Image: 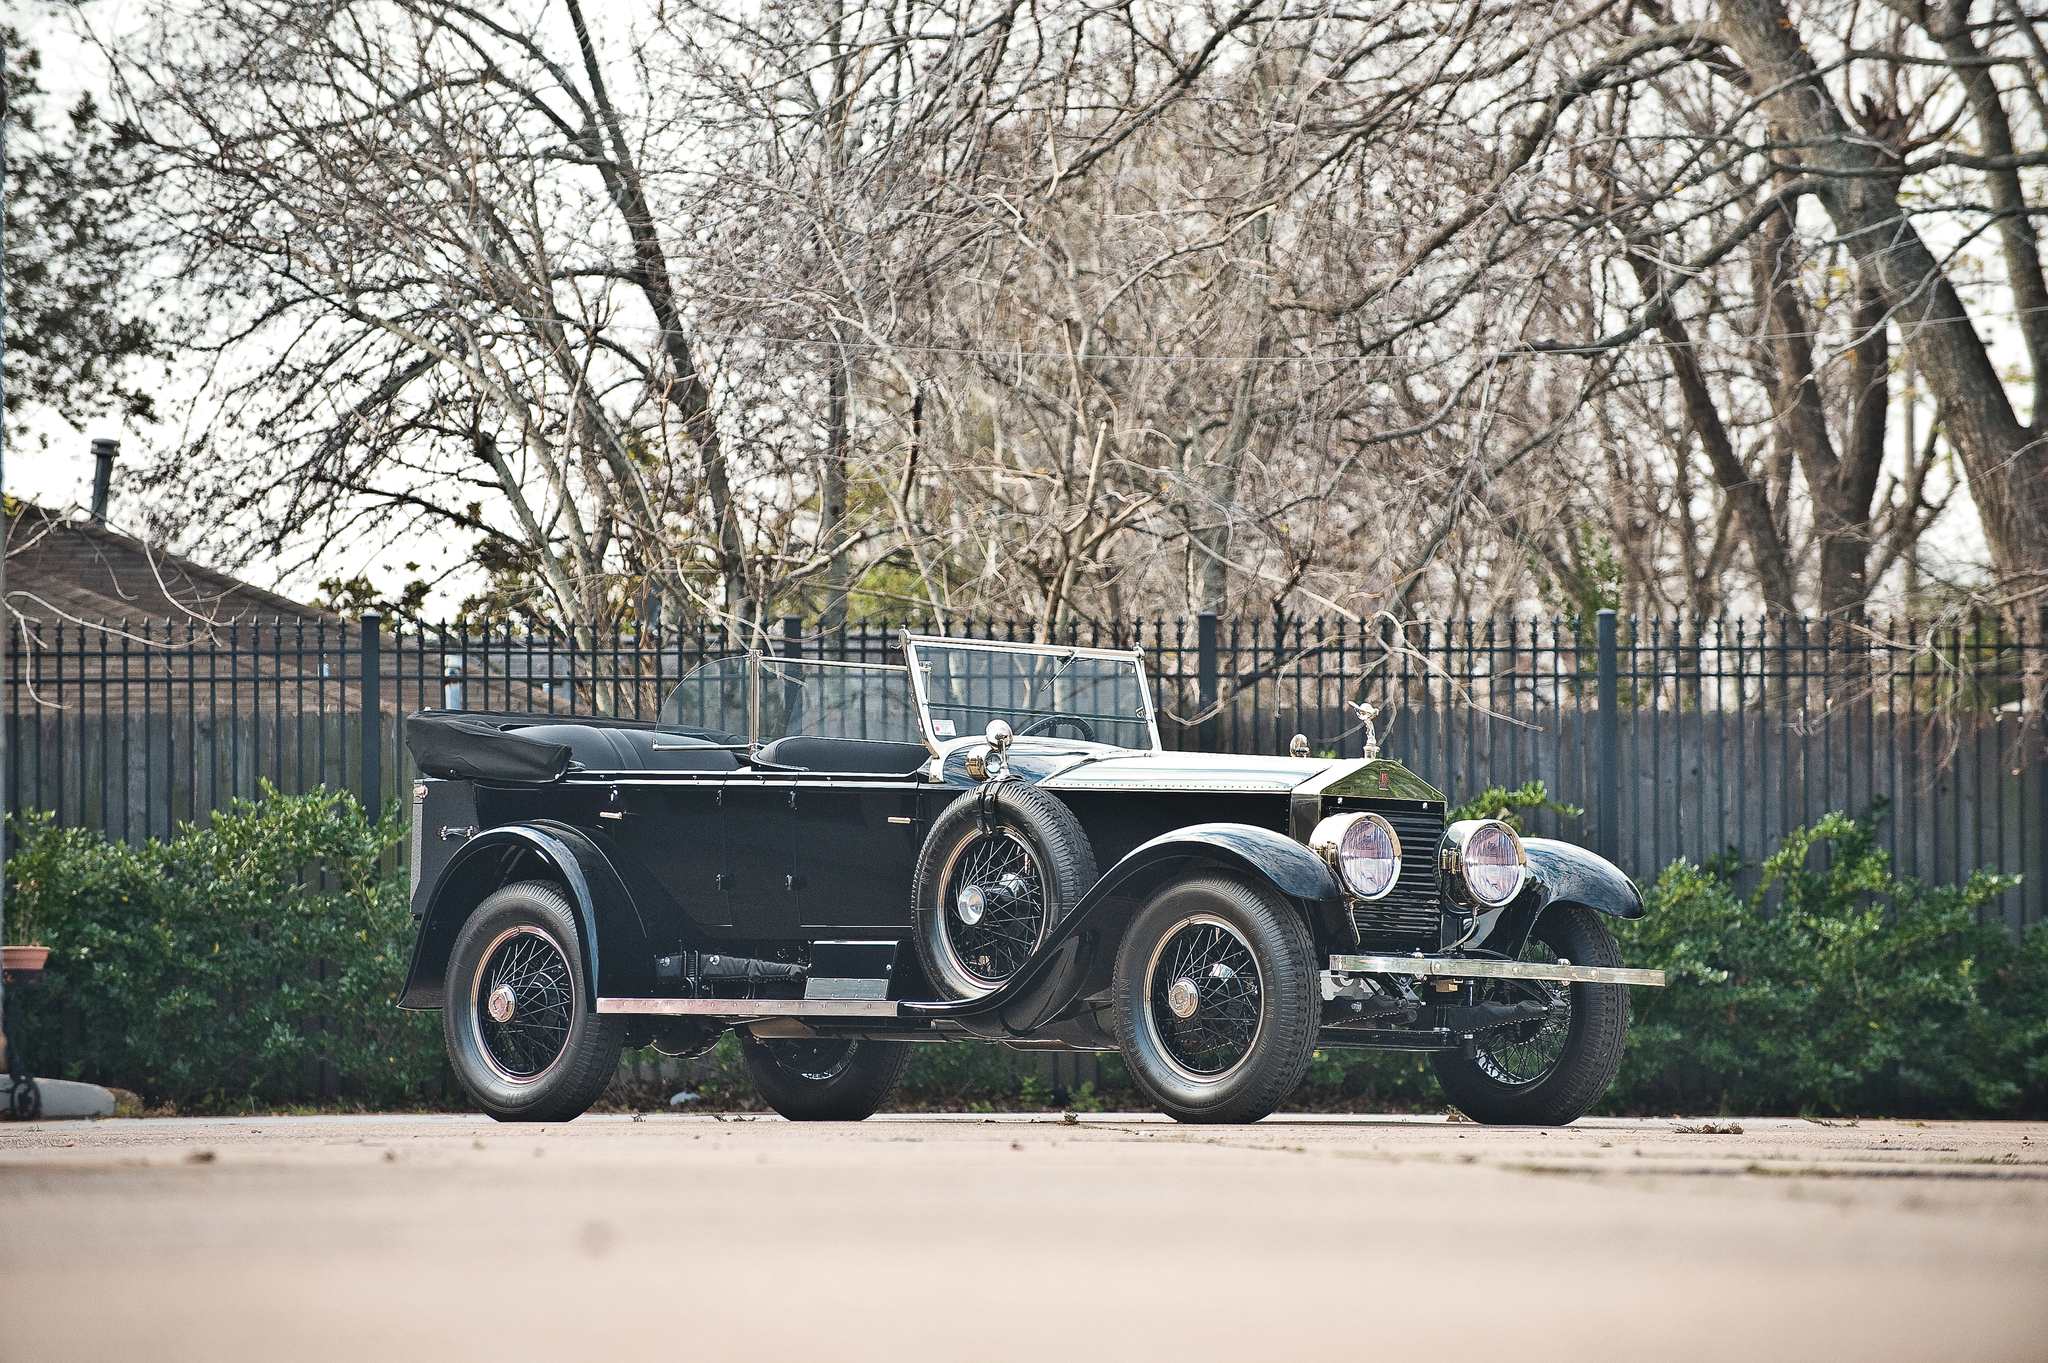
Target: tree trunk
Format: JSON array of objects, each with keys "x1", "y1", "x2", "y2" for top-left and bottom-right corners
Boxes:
[
  {"x1": 821, "y1": 353, "x2": 851, "y2": 630},
  {"x1": 1752, "y1": 207, "x2": 1883, "y2": 623},
  {"x1": 1715, "y1": 0, "x2": 2048, "y2": 604},
  {"x1": 1625, "y1": 242, "x2": 1796, "y2": 613}
]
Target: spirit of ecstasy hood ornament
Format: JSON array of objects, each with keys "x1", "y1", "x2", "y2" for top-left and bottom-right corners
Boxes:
[{"x1": 1347, "y1": 698, "x2": 1382, "y2": 762}]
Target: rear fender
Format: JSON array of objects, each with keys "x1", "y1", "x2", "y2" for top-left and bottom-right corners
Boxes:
[
  {"x1": 915, "y1": 822, "x2": 1342, "y2": 1038},
  {"x1": 398, "y1": 821, "x2": 648, "y2": 1010},
  {"x1": 1475, "y1": 837, "x2": 1645, "y2": 958}
]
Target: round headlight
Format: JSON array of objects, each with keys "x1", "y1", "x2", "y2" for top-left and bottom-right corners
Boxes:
[
  {"x1": 1309, "y1": 812, "x2": 1402, "y2": 900},
  {"x1": 1442, "y1": 819, "x2": 1526, "y2": 907}
]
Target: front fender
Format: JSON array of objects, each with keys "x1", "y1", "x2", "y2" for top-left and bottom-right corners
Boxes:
[
  {"x1": 397, "y1": 820, "x2": 648, "y2": 1010},
  {"x1": 904, "y1": 822, "x2": 1342, "y2": 1036},
  {"x1": 1474, "y1": 837, "x2": 1644, "y2": 957}
]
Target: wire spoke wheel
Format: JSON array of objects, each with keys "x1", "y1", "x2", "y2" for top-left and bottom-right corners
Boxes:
[
  {"x1": 1429, "y1": 903, "x2": 1631, "y2": 1126},
  {"x1": 1471, "y1": 972, "x2": 1571, "y2": 1085},
  {"x1": 737, "y1": 1033, "x2": 913, "y2": 1121},
  {"x1": 762, "y1": 1039, "x2": 857, "y2": 1082},
  {"x1": 472, "y1": 925, "x2": 576, "y2": 1083},
  {"x1": 1143, "y1": 915, "x2": 1264, "y2": 1082},
  {"x1": 941, "y1": 828, "x2": 1049, "y2": 985}
]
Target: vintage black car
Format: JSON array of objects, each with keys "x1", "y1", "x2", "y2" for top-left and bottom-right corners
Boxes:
[{"x1": 401, "y1": 633, "x2": 1663, "y2": 1125}]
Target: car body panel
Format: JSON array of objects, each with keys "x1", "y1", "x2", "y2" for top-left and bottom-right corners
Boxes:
[
  {"x1": 400, "y1": 820, "x2": 645, "y2": 1009},
  {"x1": 1469, "y1": 836, "x2": 1649, "y2": 958}
]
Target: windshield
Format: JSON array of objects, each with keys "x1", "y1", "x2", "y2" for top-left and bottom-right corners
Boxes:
[
  {"x1": 903, "y1": 637, "x2": 1157, "y2": 751},
  {"x1": 658, "y1": 655, "x2": 919, "y2": 747}
]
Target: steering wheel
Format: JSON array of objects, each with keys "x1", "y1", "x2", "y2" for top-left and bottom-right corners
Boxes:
[{"x1": 1017, "y1": 713, "x2": 1097, "y2": 742}]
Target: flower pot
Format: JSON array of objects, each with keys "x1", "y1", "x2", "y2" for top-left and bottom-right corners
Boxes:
[{"x1": 2, "y1": 945, "x2": 50, "y2": 988}]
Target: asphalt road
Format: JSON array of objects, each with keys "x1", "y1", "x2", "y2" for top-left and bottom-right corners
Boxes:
[{"x1": 4, "y1": 1112, "x2": 2044, "y2": 1361}]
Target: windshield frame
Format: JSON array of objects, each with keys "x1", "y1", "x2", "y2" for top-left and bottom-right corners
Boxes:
[
  {"x1": 898, "y1": 631, "x2": 1162, "y2": 753},
  {"x1": 655, "y1": 652, "x2": 925, "y2": 753}
]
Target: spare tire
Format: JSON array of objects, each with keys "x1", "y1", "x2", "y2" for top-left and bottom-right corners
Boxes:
[{"x1": 911, "y1": 782, "x2": 1098, "y2": 999}]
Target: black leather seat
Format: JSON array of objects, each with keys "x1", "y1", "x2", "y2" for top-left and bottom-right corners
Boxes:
[
  {"x1": 511, "y1": 723, "x2": 738, "y2": 772},
  {"x1": 753, "y1": 735, "x2": 931, "y2": 774}
]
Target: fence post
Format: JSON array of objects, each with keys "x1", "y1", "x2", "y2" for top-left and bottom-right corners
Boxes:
[
  {"x1": 1198, "y1": 612, "x2": 1218, "y2": 753},
  {"x1": 361, "y1": 612, "x2": 381, "y2": 814},
  {"x1": 1596, "y1": 608, "x2": 1618, "y2": 864}
]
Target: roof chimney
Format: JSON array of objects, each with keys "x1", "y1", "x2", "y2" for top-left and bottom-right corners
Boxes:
[{"x1": 90, "y1": 438, "x2": 118, "y2": 524}]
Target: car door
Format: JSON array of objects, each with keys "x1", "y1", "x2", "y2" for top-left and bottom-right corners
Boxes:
[
  {"x1": 607, "y1": 780, "x2": 731, "y2": 929},
  {"x1": 717, "y1": 777, "x2": 803, "y2": 940},
  {"x1": 792, "y1": 777, "x2": 923, "y2": 933}
]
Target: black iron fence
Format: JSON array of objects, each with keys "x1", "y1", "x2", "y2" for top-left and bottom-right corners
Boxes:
[{"x1": 8, "y1": 610, "x2": 2044, "y2": 934}]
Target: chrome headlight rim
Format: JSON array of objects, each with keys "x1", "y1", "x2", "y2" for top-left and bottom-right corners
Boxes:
[
  {"x1": 1308, "y1": 811, "x2": 1403, "y2": 902},
  {"x1": 1438, "y1": 818, "x2": 1529, "y2": 909}
]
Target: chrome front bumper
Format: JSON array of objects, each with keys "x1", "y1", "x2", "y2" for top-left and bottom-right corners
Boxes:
[{"x1": 1328, "y1": 954, "x2": 1666, "y2": 987}]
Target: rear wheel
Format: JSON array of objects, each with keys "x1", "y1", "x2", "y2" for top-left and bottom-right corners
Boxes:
[
  {"x1": 737, "y1": 1034, "x2": 913, "y2": 1121},
  {"x1": 443, "y1": 880, "x2": 625, "y2": 1123},
  {"x1": 1430, "y1": 903, "x2": 1630, "y2": 1126},
  {"x1": 1110, "y1": 875, "x2": 1318, "y2": 1124}
]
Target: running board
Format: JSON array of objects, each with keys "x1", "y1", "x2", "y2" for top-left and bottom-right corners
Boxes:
[
  {"x1": 1328, "y1": 955, "x2": 1666, "y2": 987},
  {"x1": 596, "y1": 997, "x2": 902, "y2": 1019}
]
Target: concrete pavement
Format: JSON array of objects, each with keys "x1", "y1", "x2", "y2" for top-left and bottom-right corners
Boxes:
[{"x1": 3, "y1": 1112, "x2": 2043, "y2": 1360}]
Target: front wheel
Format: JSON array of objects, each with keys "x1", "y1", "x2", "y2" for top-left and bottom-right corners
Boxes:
[
  {"x1": 1110, "y1": 875, "x2": 1319, "y2": 1124},
  {"x1": 1429, "y1": 903, "x2": 1631, "y2": 1126},
  {"x1": 738, "y1": 1034, "x2": 913, "y2": 1121},
  {"x1": 443, "y1": 880, "x2": 625, "y2": 1123}
]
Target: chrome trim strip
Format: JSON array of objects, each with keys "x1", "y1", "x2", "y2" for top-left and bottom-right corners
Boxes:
[
  {"x1": 1327, "y1": 954, "x2": 1667, "y2": 987},
  {"x1": 1045, "y1": 777, "x2": 1302, "y2": 792},
  {"x1": 596, "y1": 997, "x2": 903, "y2": 1018},
  {"x1": 899, "y1": 632, "x2": 1145, "y2": 663}
]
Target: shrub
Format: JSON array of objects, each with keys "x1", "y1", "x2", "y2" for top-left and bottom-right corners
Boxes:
[
  {"x1": 1447, "y1": 779, "x2": 1582, "y2": 830},
  {"x1": 3, "y1": 787, "x2": 444, "y2": 1109},
  {"x1": 1610, "y1": 803, "x2": 2045, "y2": 1117}
]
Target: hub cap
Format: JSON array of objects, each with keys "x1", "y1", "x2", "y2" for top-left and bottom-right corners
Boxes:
[
  {"x1": 487, "y1": 983, "x2": 517, "y2": 1023},
  {"x1": 955, "y1": 884, "x2": 987, "y2": 926}
]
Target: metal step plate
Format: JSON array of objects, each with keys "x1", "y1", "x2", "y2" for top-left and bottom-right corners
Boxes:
[{"x1": 597, "y1": 997, "x2": 903, "y2": 1018}]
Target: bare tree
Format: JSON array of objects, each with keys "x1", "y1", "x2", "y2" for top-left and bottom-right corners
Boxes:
[{"x1": 114, "y1": 0, "x2": 2043, "y2": 644}]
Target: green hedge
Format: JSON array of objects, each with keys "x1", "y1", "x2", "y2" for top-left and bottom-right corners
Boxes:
[
  {"x1": 3, "y1": 788, "x2": 441, "y2": 1108},
  {"x1": 1610, "y1": 804, "x2": 2046, "y2": 1117},
  {"x1": 6, "y1": 792, "x2": 2043, "y2": 1116}
]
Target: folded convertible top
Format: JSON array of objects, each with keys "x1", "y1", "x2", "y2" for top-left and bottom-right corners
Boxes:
[{"x1": 405, "y1": 713, "x2": 573, "y2": 783}]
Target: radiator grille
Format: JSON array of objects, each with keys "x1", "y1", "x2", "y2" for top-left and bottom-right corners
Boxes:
[{"x1": 1348, "y1": 808, "x2": 1445, "y2": 951}]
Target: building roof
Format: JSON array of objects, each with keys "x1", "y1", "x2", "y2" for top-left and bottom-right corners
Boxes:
[{"x1": 4, "y1": 501, "x2": 327, "y2": 629}]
